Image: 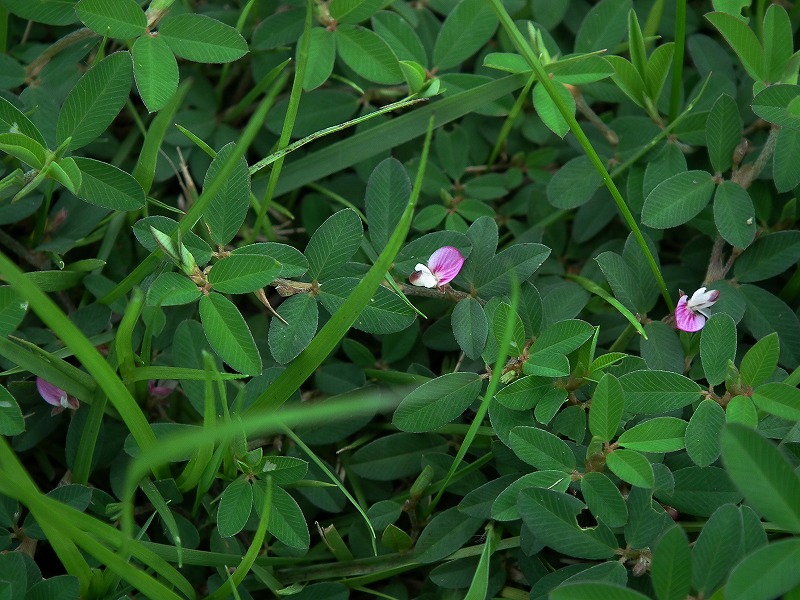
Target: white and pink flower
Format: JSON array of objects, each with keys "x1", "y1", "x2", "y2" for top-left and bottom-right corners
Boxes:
[
  {"x1": 36, "y1": 377, "x2": 79, "y2": 414},
  {"x1": 409, "y1": 246, "x2": 465, "y2": 289},
  {"x1": 675, "y1": 287, "x2": 720, "y2": 332}
]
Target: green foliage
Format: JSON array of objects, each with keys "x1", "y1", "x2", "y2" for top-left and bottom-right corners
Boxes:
[{"x1": 0, "y1": 0, "x2": 798, "y2": 597}]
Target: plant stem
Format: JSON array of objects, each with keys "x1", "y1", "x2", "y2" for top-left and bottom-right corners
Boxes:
[{"x1": 668, "y1": 0, "x2": 687, "y2": 122}]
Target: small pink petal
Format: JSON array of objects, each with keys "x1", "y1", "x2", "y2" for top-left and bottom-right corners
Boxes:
[
  {"x1": 148, "y1": 380, "x2": 174, "y2": 399},
  {"x1": 36, "y1": 378, "x2": 68, "y2": 408},
  {"x1": 427, "y1": 246, "x2": 465, "y2": 286},
  {"x1": 675, "y1": 295, "x2": 706, "y2": 332}
]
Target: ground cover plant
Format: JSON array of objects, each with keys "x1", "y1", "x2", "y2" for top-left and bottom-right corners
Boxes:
[{"x1": 0, "y1": 0, "x2": 799, "y2": 598}]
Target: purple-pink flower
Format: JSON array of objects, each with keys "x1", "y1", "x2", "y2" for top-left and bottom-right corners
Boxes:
[
  {"x1": 36, "y1": 377, "x2": 79, "y2": 414},
  {"x1": 675, "y1": 287, "x2": 720, "y2": 332},
  {"x1": 409, "y1": 246, "x2": 465, "y2": 289}
]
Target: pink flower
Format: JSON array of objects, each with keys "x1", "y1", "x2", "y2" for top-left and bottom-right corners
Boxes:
[
  {"x1": 675, "y1": 287, "x2": 720, "y2": 332},
  {"x1": 149, "y1": 380, "x2": 176, "y2": 399},
  {"x1": 409, "y1": 246, "x2": 465, "y2": 289},
  {"x1": 36, "y1": 377, "x2": 79, "y2": 414}
]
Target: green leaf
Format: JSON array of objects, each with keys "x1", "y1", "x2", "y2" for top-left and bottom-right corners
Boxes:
[
  {"x1": 0, "y1": 132, "x2": 46, "y2": 169},
  {"x1": 0, "y1": 385, "x2": 24, "y2": 436},
  {"x1": 706, "y1": 94, "x2": 742, "y2": 174},
  {"x1": 49, "y1": 157, "x2": 82, "y2": 194},
  {"x1": 393, "y1": 372, "x2": 482, "y2": 433},
  {"x1": 199, "y1": 293, "x2": 261, "y2": 375},
  {"x1": 495, "y1": 375, "x2": 563, "y2": 411},
  {"x1": 596, "y1": 251, "x2": 649, "y2": 314},
  {"x1": 726, "y1": 395, "x2": 758, "y2": 428},
  {"x1": 773, "y1": 127, "x2": 800, "y2": 192},
  {"x1": 76, "y1": 0, "x2": 146, "y2": 39},
  {"x1": 713, "y1": 181, "x2": 756, "y2": 249},
  {"x1": 740, "y1": 332, "x2": 779, "y2": 386},
  {"x1": 0, "y1": 287, "x2": 26, "y2": 336},
  {"x1": 606, "y1": 55, "x2": 647, "y2": 107},
  {"x1": 644, "y1": 43, "x2": 674, "y2": 102},
  {"x1": 547, "y1": 156, "x2": 603, "y2": 209},
  {"x1": 452, "y1": 298, "x2": 488, "y2": 360},
  {"x1": 263, "y1": 485, "x2": 310, "y2": 550},
  {"x1": 381, "y1": 524, "x2": 412, "y2": 553},
  {"x1": 640, "y1": 321, "x2": 683, "y2": 374},
  {"x1": 651, "y1": 526, "x2": 692, "y2": 600},
  {"x1": 232, "y1": 243, "x2": 308, "y2": 278},
  {"x1": 581, "y1": 472, "x2": 627, "y2": 528},
  {"x1": 751, "y1": 84, "x2": 800, "y2": 129},
  {"x1": 366, "y1": 158, "x2": 411, "y2": 253},
  {"x1": 350, "y1": 432, "x2": 448, "y2": 481},
  {"x1": 685, "y1": 399, "x2": 726, "y2": 467},
  {"x1": 27, "y1": 576, "x2": 79, "y2": 600},
  {"x1": 531, "y1": 319, "x2": 595, "y2": 356},
  {"x1": 433, "y1": 0, "x2": 498, "y2": 70},
  {"x1": 574, "y1": 0, "x2": 632, "y2": 53},
  {"x1": 301, "y1": 28, "x2": 336, "y2": 91},
  {"x1": 73, "y1": 157, "x2": 146, "y2": 211},
  {"x1": 725, "y1": 539, "x2": 800, "y2": 600},
  {"x1": 705, "y1": 12, "x2": 764, "y2": 81},
  {"x1": 415, "y1": 507, "x2": 484, "y2": 563},
  {"x1": 371, "y1": 11, "x2": 427, "y2": 66},
  {"x1": 523, "y1": 351, "x2": 570, "y2": 377},
  {"x1": 734, "y1": 231, "x2": 800, "y2": 282},
  {"x1": 752, "y1": 382, "x2": 800, "y2": 421},
  {"x1": 158, "y1": 14, "x2": 248, "y2": 63},
  {"x1": 589, "y1": 373, "x2": 624, "y2": 442},
  {"x1": 56, "y1": 51, "x2": 133, "y2": 151},
  {"x1": 306, "y1": 209, "x2": 363, "y2": 281},
  {"x1": 203, "y1": 142, "x2": 251, "y2": 246},
  {"x1": 721, "y1": 424, "x2": 800, "y2": 533},
  {"x1": 606, "y1": 449, "x2": 654, "y2": 488},
  {"x1": 740, "y1": 284, "x2": 800, "y2": 368},
  {"x1": 532, "y1": 80, "x2": 575, "y2": 138},
  {"x1": 691, "y1": 503, "x2": 743, "y2": 595},
  {"x1": 335, "y1": 24, "x2": 402, "y2": 84},
  {"x1": 217, "y1": 477, "x2": 253, "y2": 538},
  {"x1": 133, "y1": 216, "x2": 212, "y2": 265},
  {"x1": 132, "y1": 35, "x2": 179, "y2": 113},
  {"x1": 329, "y1": 0, "x2": 384, "y2": 24},
  {"x1": 0, "y1": 0, "x2": 79, "y2": 26},
  {"x1": 491, "y1": 471, "x2": 570, "y2": 521},
  {"x1": 762, "y1": 5, "x2": 793, "y2": 83},
  {"x1": 509, "y1": 426, "x2": 576, "y2": 472},
  {"x1": 208, "y1": 254, "x2": 281, "y2": 294},
  {"x1": 618, "y1": 417, "x2": 687, "y2": 453},
  {"x1": 518, "y1": 488, "x2": 619, "y2": 559},
  {"x1": 318, "y1": 277, "x2": 415, "y2": 334},
  {"x1": 493, "y1": 302, "x2": 526, "y2": 356},
  {"x1": 268, "y1": 294, "x2": 319, "y2": 365},
  {"x1": 474, "y1": 243, "x2": 550, "y2": 297},
  {"x1": 656, "y1": 466, "x2": 742, "y2": 517},
  {"x1": 619, "y1": 370, "x2": 702, "y2": 414},
  {"x1": 145, "y1": 272, "x2": 201, "y2": 307},
  {"x1": 642, "y1": 170, "x2": 715, "y2": 228},
  {"x1": 701, "y1": 313, "x2": 737, "y2": 385},
  {"x1": 0, "y1": 96, "x2": 46, "y2": 146}
]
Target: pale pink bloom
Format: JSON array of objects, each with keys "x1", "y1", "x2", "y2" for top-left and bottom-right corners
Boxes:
[
  {"x1": 675, "y1": 287, "x2": 720, "y2": 332},
  {"x1": 149, "y1": 380, "x2": 176, "y2": 399},
  {"x1": 36, "y1": 377, "x2": 79, "y2": 414},
  {"x1": 409, "y1": 246, "x2": 465, "y2": 289}
]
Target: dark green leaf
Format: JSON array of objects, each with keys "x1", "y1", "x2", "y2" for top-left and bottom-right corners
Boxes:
[
  {"x1": 433, "y1": 0, "x2": 498, "y2": 70},
  {"x1": 318, "y1": 277, "x2": 415, "y2": 334},
  {"x1": 393, "y1": 372, "x2": 482, "y2": 433},
  {"x1": 132, "y1": 35, "x2": 179, "y2": 113},
  {"x1": 651, "y1": 526, "x2": 692, "y2": 600},
  {"x1": 208, "y1": 254, "x2": 281, "y2": 294},
  {"x1": 752, "y1": 382, "x2": 800, "y2": 421},
  {"x1": 415, "y1": 507, "x2": 484, "y2": 563},
  {"x1": 574, "y1": 0, "x2": 632, "y2": 53},
  {"x1": 335, "y1": 24, "x2": 402, "y2": 84},
  {"x1": 701, "y1": 313, "x2": 737, "y2": 385},
  {"x1": 739, "y1": 332, "x2": 779, "y2": 386},
  {"x1": 641, "y1": 170, "x2": 715, "y2": 228},
  {"x1": 685, "y1": 399, "x2": 726, "y2": 467},
  {"x1": 452, "y1": 297, "x2": 488, "y2": 360},
  {"x1": 72, "y1": 157, "x2": 146, "y2": 211},
  {"x1": 366, "y1": 158, "x2": 410, "y2": 252},
  {"x1": 706, "y1": 94, "x2": 742, "y2": 174},
  {"x1": 589, "y1": 373, "x2": 624, "y2": 442},
  {"x1": 306, "y1": 209, "x2": 363, "y2": 281},
  {"x1": 268, "y1": 294, "x2": 319, "y2": 365},
  {"x1": 619, "y1": 370, "x2": 702, "y2": 414},
  {"x1": 76, "y1": 0, "x2": 146, "y2": 39},
  {"x1": 203, "y1": 142, "x2": 251, "y2": 246},
  {"x1": 199, "y1": 293, "x2": 262, "y2": 375},
  {"x1": 606, "y1": 449, "x2": 654, "y2": 488},
  {"x1": 618, "y1": 417, "x2": 687, "y2": 453},
  {"x1": 581, "y1": 472, "x2": 627, "y2": 527},
  {"x1": 159, "y1": 14, "x2": 248, "y2": 63},
  {"x1": 713, "y1": 181, "x2": 755, "y2": 248},
  {"x1": 691, "y1": 503, "x2": 743, "y2": 595},
  {"x1": 725, "y1": 539, "x2": 800, "y2": 600},
  {"x1": 734, "y1": 231, "x2": 800, "y2": 282},
  {"x1": 509, "y1": 426, "x2": 576, "y2": 472},
  {"x1": 217, "y1": 477, "x2": 252, "y2": 538},
  {"x1": 350, "y1": 433, "x2": 448, "y2": 481}
]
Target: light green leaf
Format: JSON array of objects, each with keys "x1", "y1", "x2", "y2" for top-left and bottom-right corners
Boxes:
[
  {"x1": 393, "y1": 372, "x2": 482, "y2": 433},
  {"x1": 76, "y1": 0, "x2": 146, "y2": 39},
  {"x1": 217, "y1": 477, "x2": 252, "y2": 538},
  {"x1": 606, "y1": 449, "x2": 654, "y2": 488},
  {"x1": 523, "y1": 351, "x2": 570, "y2": 377},
  {"x1": 329, "y1": 0, "x2": 384, "y2": 24},
  {"x1": 146, "y1": 272, "x2": 201, "y2": 307},
  {"x1": 701, "y1": 313, "x2": 737, "y2": 385},
  {"x1": 208, "y1": 254, "x2": 281, "y2": 294},
  {"x1": 532, "y1": 80, "x2": 575, "y2": 138},
  {"x1": 642, "y1": 170, "x2": 715, "y2": 228},
  {"x1": 589, "y1": 373, "x2": 623, "y2": 442},
  {"x1": 306, "y1": 209, "x2": 363, "y2": 281},
  {"x1": 531, "y1": 319, "x2": 595, "y2": 356},
  {"x1": 301, "y1": 28, "x2": 336, "y2": 91},
  {"x1": 752, "y1": 383, "x2": 800, "y2": 421},
  {"x1": 262, "y1": 485, "x2": 310, "y2": 550},
  {"x1": 158, "y1": 14, "x2": 248, "y2": 63},
  {"x1": 509, "y1": 426, "x2": 576, "y2": 472},
  {"x1": 452, "y1": 297, "x2": 488, "y2": 360},
  {"x1": 618, "y1": 417, "x2": 688, "y2": 453},
  {"x1": 705, "y1": 12, "x2": 764, "y2": 81},
  {"x1": 199, "y1": 293, "x2": 261, "y2": 375},
  {"x1": 685, "y1": 399, "x2": 726, "y2": 467},
  {"x1": 751, "y1": 84, "x2": 800, "y2": 129},
  {"x1": 0, "y1": 287, "x2": 27, "y2": 336},
  {"x1": 619, "y1": 370, "x2": 702, "y2": 414},
  {"x1": 268, "y1": 294, "x2": 319, "y2": 365},
  {"x1": 651, "y1": 526, "x2": 692, "y2": 600},
  {"x1": 493, "y1": 302, "x2": 526, "y2": 356},
  {"x1": 56, "y1": 51, "x2": 133, "y2": 151},
  {"x1": 0, "y1": 132, "x2": 46, "y2": 169},
  {"x1": 0, "y1": 385, "x2": 24, "y2": 436},
  {"x1": 318, "y1": 277, "x2": 415, "y2": 335},
  {"x1": 73, "y1": 157, "x2": 146, "y2": 211},
  {"x1": 433, "y1": 0, "x2": 498, "y2": 70},
  {"x1": 713, "y1": 181, "x2": 755, "y2": 249},
  {"x1": 581, "y1": 472, "x2": 627, "y2": 528},
  {"x1": 721, "y1": 424, "x2": 800, "y2": 533},
  {"x1": 231, "y1": 242, "x2": 308, "y2": 278},
  {"x1": 0, "y1": 96, "x2": 46, "y2": 145},
  {"x1": 335, "y1": 24, "x2": 403, "y2": 84},
  {"x1": 203, "y1": 142, "x2": 251, "y2": 246},
  {"x1": 725, "y1": 539, "x2": 800, "y2": 600},
  {"x1": 739, "y1": 332, "x2": 779, "y2": 386},
  {"x1": 132, "y1": 35, "x2": 178, "y2": 113}
]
